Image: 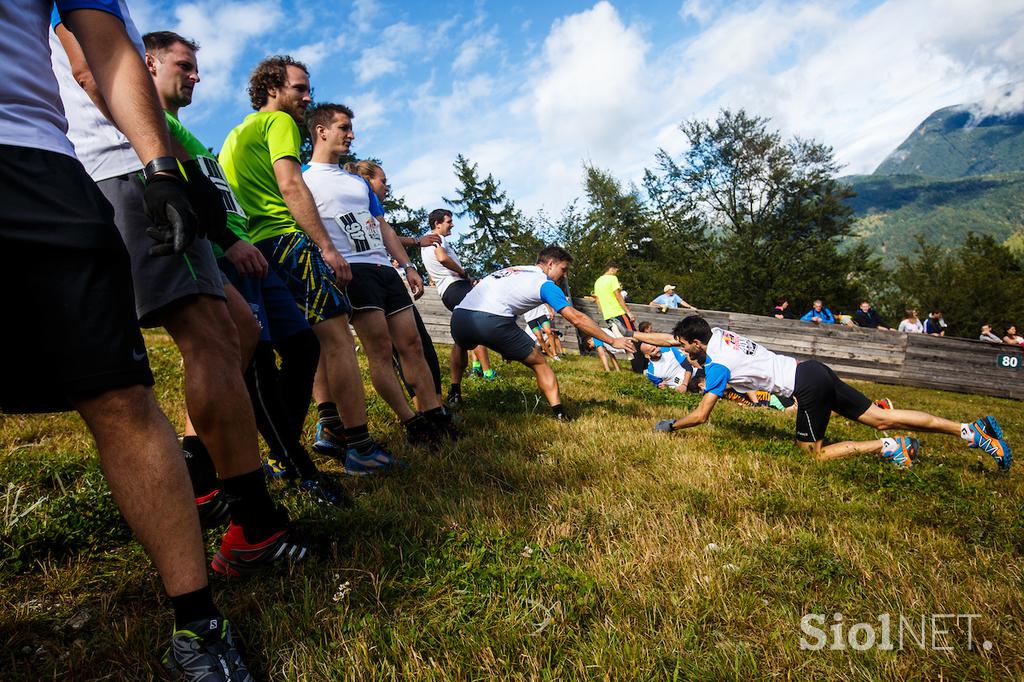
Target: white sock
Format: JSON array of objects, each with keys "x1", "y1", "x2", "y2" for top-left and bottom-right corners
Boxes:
[
  {"x1": 960, "y1": 423, "x2": 975, "y2": 442},
  {"x1": 881, "y1": 437, "x2": 898, "y2": 454}
]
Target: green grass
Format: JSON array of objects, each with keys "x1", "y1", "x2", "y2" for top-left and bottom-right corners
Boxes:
[{"x1": 2, "y1": 332, "x2": 1023, "y2": 680}]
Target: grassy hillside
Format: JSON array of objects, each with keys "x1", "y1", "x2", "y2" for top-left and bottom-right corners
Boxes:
[
  {"x1": 2, "y1": 333, "x2": 1023, "y2": 679},
  {"x1": 843, "y1": 172, "x2": 1024, "y2": 264}
]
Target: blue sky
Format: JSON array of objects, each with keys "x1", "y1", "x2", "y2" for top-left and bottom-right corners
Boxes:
[{"x1": 130, "y1": 0, "x2": 1024, "y2": 218}]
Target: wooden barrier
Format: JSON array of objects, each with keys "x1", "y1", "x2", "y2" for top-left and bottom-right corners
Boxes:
[{"x1": 412, "y1": 288, "x2": 1023, "y2": 400}]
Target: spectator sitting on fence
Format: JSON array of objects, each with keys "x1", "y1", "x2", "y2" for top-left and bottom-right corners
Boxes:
[
  {"x1": 853, "y1": 300, "x2": 891, "y2": 330},
  {"x1": 1003, "y1": 325, "x2": 1024, "y2": 346},
  {"x1": 642, "y1": 343, "x2": 694, "y2": 391},
  {"x1": 585, "y1": 336, "x2": 620, "y2": 372},
  {"x1": 649, "y1": 285, "x2": 695, "y2": 312},
  {"x1": 800, "y1": 299, "x2": 835, "y2": 325},
  {"x1": 924, "y1": 309, "x2": 947, "y2": 336},
  {"x1": 771, "y1": 296, "x2": 795, "y2": 319},
  {"x1": 979, "y1": 324, "x2": 1003, "y2": 343},
  {"x1": 898, "y1": 308, "x2": 925, "y2": 334}
]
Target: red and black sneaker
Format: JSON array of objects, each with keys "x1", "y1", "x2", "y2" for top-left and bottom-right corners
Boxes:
[
  {"x1": 211, "y1": 523, "x2": 308, "y2": 577},
  {"x1": 195, "y1": 489, "x2": 230, "y2": 530},
  {"x1": 874, "y1": 398, "x2": 894, "y2": 410}
]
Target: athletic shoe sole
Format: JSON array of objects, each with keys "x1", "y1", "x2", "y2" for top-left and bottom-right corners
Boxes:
[{"x1": 972, "y1": 416, "x2": 1013, "y2": 471}]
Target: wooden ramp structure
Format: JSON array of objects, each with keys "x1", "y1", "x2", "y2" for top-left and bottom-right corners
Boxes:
[{"x1": 412, "y1": 288, "x2": 1023, "y2": 401}]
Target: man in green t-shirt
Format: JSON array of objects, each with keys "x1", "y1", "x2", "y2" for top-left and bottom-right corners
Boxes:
[
  {"x1": 593, "y1": 262, "x2": 635, "y2": 332},
  {"x1": 146, "y1": 31, "x2": 352, "y2": 511},
  {"x1": 219, "y1": 56, "x2": 400, "y2": 475}
]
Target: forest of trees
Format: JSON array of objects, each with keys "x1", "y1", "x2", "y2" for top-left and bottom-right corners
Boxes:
[{"x1": 358, "y1": 109, "x2": 1024, "y2": 339}]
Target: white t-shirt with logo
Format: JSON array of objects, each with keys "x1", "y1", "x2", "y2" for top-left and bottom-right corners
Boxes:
[
  {"x1": 456, "y1": 265, "x2": 570, "y2": 318},
  {"x1": 421, "y1": 235, "x2": 465, "y2": 296},
  {"x1": 647, "y1": 347, "x2": 693, "y2": 387},
  {"x1": 302, "y1": 162, "x2": 389, "y2": 266},
  {"x1": 49, "y1": 0, "x2": 145, "y2": 181},
  {"x1": 702, "y1": 328, "x2": 797, "y2": 398},
  {"x1": 0, "y1": 0, "x2": 125, "y2": 159}
]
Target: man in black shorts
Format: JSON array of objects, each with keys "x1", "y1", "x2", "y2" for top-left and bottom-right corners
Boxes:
[
  {"x1": 303, "y1": 103, "x2": 458, "y2": 443},
  {"x1": 635, "y1": 316, "x2": 1012, "y2": 471},
  {"x1": 3, "y1": 2, "x2": 250, "y2": 678},
  {"x1": 420, "y1": 209, "x2": 495, "y2": 404},
  {"x1": 53, "y1": 13, "x2": 305, "y2": 577}
]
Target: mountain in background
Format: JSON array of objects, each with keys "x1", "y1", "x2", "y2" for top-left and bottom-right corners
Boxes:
[{"x1": 842, "y1": 85, "x2": 1024, "y2": 264}]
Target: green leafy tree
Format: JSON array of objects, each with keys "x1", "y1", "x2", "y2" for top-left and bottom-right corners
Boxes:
[
  {"x1": 444, "y1": 154, "x2": 542, "y2": 274},
  {"x1": 648, "y1": 109, "x2": 876, "y2": 314}
]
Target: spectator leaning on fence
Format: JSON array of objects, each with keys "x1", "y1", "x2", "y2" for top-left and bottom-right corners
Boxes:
[
  {"x1": 1004, "y1": 325, "x2": 1024, "y2": 346},
  {"x1": 924, "y1": 309, "x2": 947, "y2": 336},
  {"x1": 853, "y1": 301, "x2": 890, "y2": 330},
  {"x1": 771, "y1": 296, "x2": 795, "y2": 319},
  {"x1": 898, "y1": 308, "x2": 925, "y2": 334},
  {"x1": 979, "y1": 325, "x2": 1003, "y2": 343},
  {"x1": 800, "y1": 299, "x2": 835, "y2": 325}
]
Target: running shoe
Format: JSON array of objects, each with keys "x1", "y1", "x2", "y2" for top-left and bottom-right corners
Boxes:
[
  {"x1": 968, "y1": 416, "x2": 1012, "y2": 471},
  {"x1": 470, "y1": 362, "x2": 483, "y2": 378},
  {"x1": 162, "y1": 617, "x2": 253, "y2": 682},
  {"x1": 882, "y1": 436, "x2": 919, "y2": 468},
  {"x1": 211, "y1": 523, "x2": 308, "y2": 577},
  {"x1": 343, "y1": 443, "x2": 406, "y2": 476},
  {"x1": 874, "y1": 398, "x2": 894, "y2": 410},
  {"x1": 313, "y1": 422, "x2": 346, "y2": 457},
  {"x1": 445, "y1": 391, "x2": 462, "y2": 409},
  {"x1": 426, "y1": 408, "x2": 465, "y2": 441},
  {"x1": 195, "y1": 489, "x2": 230, "y2": 530},
  {"x1": 482, "y1": 369, "x2": 497, "y2": 381},
  {"x1": 551, "y1": 355, "x2": 562, "y2": 362},
  {"x1": 298, "y1": 473, "x2": 354, "y2": 509},
  {"x1": 554, "y1": 411, "x2": 574, "y2": 423},
  {"x1": 263, "y1": 454, "x2": 291, "y2": 478},
  {"x1": 406, "y1": 414, "x2": 442, "y2": 447}
]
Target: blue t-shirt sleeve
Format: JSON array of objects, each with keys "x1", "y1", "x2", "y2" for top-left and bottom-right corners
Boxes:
[
  {"x1": 702, "y1": 362, "x2": 731, "y2": 397},
  {"x1": 54, "y1": 0, "x2": 124, "y2": 26},
  {"x1": 669, "y1": 347, "x2": 689, "y2": 366},
  {"x1": 540, "y1": 281, "x2": 570, "y2": 312},
  {"x1": 363, "y1": 179, "x2": 385, "y2": 217}
]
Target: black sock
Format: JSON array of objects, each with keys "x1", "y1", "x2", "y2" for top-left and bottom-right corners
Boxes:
[
  {"x1": 181, "y1": 436, "x2": 219, "y2": 497},
  {"x1": 551, "y1": 404, "x2": 567, "y2": 417},
  {"x1": 170, "y1": 585, "x2": 220, "y2": 630},
  {"x1": 449, "y1": 383, "x2": 461, "y2": 396},
  {"x1": 317, "y1": 402, "x2": 342, "y2": 429},
  {"x1": 344, "y1": 424, "x2": 374, "y2": 455},
  {"x1": 221, "y1": 469, "x2": 281, "y2": 542}
]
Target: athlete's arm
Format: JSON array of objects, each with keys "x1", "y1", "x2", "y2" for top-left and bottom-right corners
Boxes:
[
  {"x1": 434, "y1": 246, "x2": 467, "y2": 278},
  {"x1": 560, "y1": 306, "x2": 634, "y2": 351},
  {"x1": 631, "y1": 330, "x2": 680, "y2": 347},
  {"x1": 59, "y1": 9, "x2": 173, "y2": 166},
  {"x1": 273, "y1": 157, "x2": 351, "y2": 286},
  {"x1": 52, "y1": 22, "x2": 113, "y2": 122},
  {"x1": 666, "y1": 392, "x2": 719, "y2": 430},
  {"x1": 379, "y1": 218, "x2": 423, "y2": 298},
  {"x1": 400, "y1": 234, "x2": 441, "y2": 249}
]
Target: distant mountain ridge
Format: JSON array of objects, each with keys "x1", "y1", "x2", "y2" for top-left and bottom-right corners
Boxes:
[{"x1": 842, "y1": 87, "x2": 1024, "y2": 264}]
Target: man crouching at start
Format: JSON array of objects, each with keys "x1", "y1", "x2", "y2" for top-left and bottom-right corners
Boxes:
[{"x1": 630, "y1": 315, "x2": 1011, "y2": 471}]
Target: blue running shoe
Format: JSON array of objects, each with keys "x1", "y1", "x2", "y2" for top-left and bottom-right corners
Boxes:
[
  {"x1": 313, "y1": 422, "x2": 346, "y2": 457},
  {"x1": 969, "y1": 416, "x2": 1012, "y2": 471},
  {"x1": 482, "y1": 368, "x2": 497, "y2": 381},
  {"x1": 263, "y1": 455, "x2": 290, "y2": 478},
  {"x1": 882, "y1": 437, "x2": 919, "y2": 468},
  {"x1": 299, "y1": 474, "x2": 354, "y2": 509},
  {"x1": 343, "y1": 443, "x2": 406, "y2": 476}
]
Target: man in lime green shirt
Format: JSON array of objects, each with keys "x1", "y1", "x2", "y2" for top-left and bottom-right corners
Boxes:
[
  {"x1": 219, "y1": 55, "x2": 401, "y2": 475},
  {"x1": 593, "y1": 262, "x2": 635, "y2": 332}
]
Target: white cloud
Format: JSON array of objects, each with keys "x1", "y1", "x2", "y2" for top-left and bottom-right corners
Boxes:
[
  {"x1": 348, "y1": 91, "x2": 388, "y2": 133},
  {"x1": 350, "y1": 0, "x2": 381, "y2": 34},
  {"x1": 452, "y1": 29, "x2": 500, "y2": 72},
  {"x1": 354, "y1": 22, "x2": 422, "y2": 83},
  {"x1": 679, "y1": 0, "x2": 713, "y2": 24},
  {"x1": 288, "y1": 36, "x2": 346, "y2": 70}
]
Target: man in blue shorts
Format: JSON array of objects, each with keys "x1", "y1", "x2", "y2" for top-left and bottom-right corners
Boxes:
[
  {"x1": 450, "y1": 246, "x2": 635, "y2": 420},
  {"x1": 633, "y1": 316, "x2": 1012, "y2": 471}
]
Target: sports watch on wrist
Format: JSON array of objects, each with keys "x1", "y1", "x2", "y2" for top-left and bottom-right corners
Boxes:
[{"x1": 143, "y1": 156, "x2": 182, "y2": 181}]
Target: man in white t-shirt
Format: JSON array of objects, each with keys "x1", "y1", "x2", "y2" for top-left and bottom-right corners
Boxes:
[
  {"x1": 303, "y1": 103, "x2": 458, "y2": 442},
  {"x1": 632, "y1": 315, "x2": 1012, "y2": 471},
  {"x1": 451, "y1": 246, "x2": 635, "y2": 420},
  {"x1": 2, "y1": 1, "x2": 251, "y2": 676},
  {"x1": 642, "y1": 344, "x2": 694, "y2": 391},
  {"x1": 421, "y1": 208, "x2": 494, "y2": 403}
]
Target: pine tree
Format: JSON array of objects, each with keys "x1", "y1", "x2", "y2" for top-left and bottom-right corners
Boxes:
[{"x1": 444, "y1": 155, "x2": 541, "y2": 275}]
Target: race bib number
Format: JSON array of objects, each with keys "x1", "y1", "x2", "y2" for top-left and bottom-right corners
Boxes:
[
  {"x1": 333, "y1": 210, "x2": 383, "y2": 253},
  {"x1": 195, "y1": 156, "x2": 246, "y2": 217}
]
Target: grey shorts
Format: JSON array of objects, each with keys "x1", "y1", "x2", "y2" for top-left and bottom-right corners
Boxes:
[
  {"x1": 450, "y1": 308, "x2": 537, "y2": 362},
  {"x1": 96, "y1": 171, "x2": 225, "y2": 328}
]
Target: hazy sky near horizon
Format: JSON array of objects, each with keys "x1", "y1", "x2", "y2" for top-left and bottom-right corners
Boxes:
[{"x1": 129, "y1": 0, "x2": 1024, "y2": 217}]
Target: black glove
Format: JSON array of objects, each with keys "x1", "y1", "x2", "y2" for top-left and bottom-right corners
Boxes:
[
  {"x1": 144, "y1": 173, "x2": 199, "y2": 257},
  {"x1": 182, "y1": 159, "x2": 224, "y2": 244}
]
